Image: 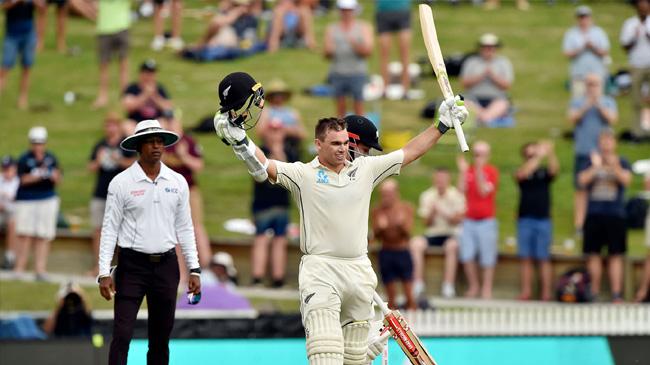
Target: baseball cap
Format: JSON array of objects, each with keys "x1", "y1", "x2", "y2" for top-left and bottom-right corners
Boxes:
[
  {"x1": 575, "y1": 5, "x2": 592, "y2": 17},
  {"x1": 337, "y1": 0, "x2": 358, "y2": 10},
  {"x1": 28, "y1": 126, "x2": 48, "y2": 144},
  {"x1": 218, "y1": 72, "x2": 261, "y2": 112},
  {"x1": 478, "y1": 33, "x2": 500, "y2": 47},
  {"x1": 1, "y1": 155, "x2": 14, "y2": 168},
  {"x1": 344, "y1": 115, "x2": 383, "y2": 151},
  {"x1": 140, "y1": 59, "x2": 158, "y2": 72}
]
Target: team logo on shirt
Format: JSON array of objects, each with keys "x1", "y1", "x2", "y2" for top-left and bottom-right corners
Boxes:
[
  {"x1": 347, "y1": 167, "x2": 358, "y2": 181},
  {"x1": 316, "y1": 169, "x2": 329, "y2": 184},
  {"x1": 165, "y1": 187, "x2": 179, "y2": 194},
  {"x1": 130, "y1": 189, "x2": 145, "y2": 197}
]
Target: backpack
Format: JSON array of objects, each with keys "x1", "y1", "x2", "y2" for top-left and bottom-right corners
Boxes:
[
  {"x1": 625, "y1": 197, "x2": 648, "y2": 229},
  {"x1": 556, "y1": 268, "x2": 592, "y2": 303}
]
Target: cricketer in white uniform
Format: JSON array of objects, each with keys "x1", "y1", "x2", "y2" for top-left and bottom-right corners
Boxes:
[{"x1": 214, "y1": 72, "x2": 468, "y2": 365}]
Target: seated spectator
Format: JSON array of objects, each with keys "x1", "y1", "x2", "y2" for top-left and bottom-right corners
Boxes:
[
  {"x1": 635, "y1": 170, "x2": 650, "y2": 302},
  {"x1": 568, "y1": 73, "x2": 617, "y2": 234},
  {"x1": 42, "y1": 282, "x2": 93, "y2": 338},
  {"x1": 371, "y1": 179, "x2": 416, "y2": 310},
  {"x1": 256, "y1": 78, "x2": 306, "y2": 154},
  {"x1": 460, "y1": 33, "x2": 514, "y2": 126},
  {"x1": 410, "y1": 168, "x2": 465, "y2": 299},
  {"x1": 324, "y1": 0, "x2": 374, "y2": 117},
  {"x1": 515, "y1": 141, "x2": 559, "y2": 301},
  {"x1": 122, "y1": 59, "x2": 173, "y2": 123},
  {"x1": 578, "y1": 129, "x2": 632, "y2": 302},
  {"x1": 375, "y1": 0, "x2": 412, "y2": 97},
  {"x1": 194, "y1": 0, "x2": 260, "y2": 49},
  {"x1": 484, "y1": 0, "x2": 529, "y2": 11},
  {"x1": 266, "y1": 0, "x2": 316, "y2": 52},
  {"x1": 457, "y1": 141, "x2": 499, "y2": 299},
  {"x1": 0, "y1": 156, "x2": 19, "y2": 270},
  {"x1": 13, "y1": 127, "x2": 61, "y2": 280},
  {"x1": 87, "y1": 113, "x2": 136, "y2": 276},
  {"x1": 36, "y1": 0, "x2": 68, "y2": 53},
  {"x1": 562, "y1": 6, "x2": 610, "y2": 98}
]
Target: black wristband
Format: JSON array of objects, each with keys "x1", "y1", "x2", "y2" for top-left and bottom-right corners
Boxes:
[{"x1": 189, "y1": 268, "x2": 201, "y2": 275}]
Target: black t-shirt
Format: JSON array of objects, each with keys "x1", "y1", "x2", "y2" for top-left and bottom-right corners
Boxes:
[
  {"x1": 6, "y1": 2, "x2": 34, "y2": 35},
  {"x1": 251, "y1": 145, "x2": 299, "y2": 213},
  {"x1": 90, "y1": 138, "x2": 135, "y2": 199},
  {"x1": 517, "y1": 167, "x2": 554, "y2": 219},
  {"x1": 15, "y1": 150, "x2": 59, "y2": 201},
  {"x1": 123, "y1": 82, "x2": 170, "y2": 122}
]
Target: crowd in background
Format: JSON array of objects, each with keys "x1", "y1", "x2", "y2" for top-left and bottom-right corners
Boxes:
[{"x1": 1, "y1": 0, "x2": 650, "y2": 311}]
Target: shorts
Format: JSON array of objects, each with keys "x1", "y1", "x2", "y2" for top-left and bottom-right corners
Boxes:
[
  {"x1": 376, "y1": 10, "x2": 411, "y2": 34},
  {"x1": 517, "y1": 217, "x2": 552, "y2": 260},
  {"x1": 329, "y1": 73, "x2": 367, "y2": 101},
  {"x1": 299, "y1": 255, "x2": 377, "y2": 325},
  {"x1": 459, "y1": 218, "x2": 498, "y2": 268},
  {"x1": 425, "y1": 235, "x2": 451, "y2": 247},
  {"x1": 0, "y1": 210, "x2": 14, "y2": 228},
  {"x1": 378, "y1": 249, "x2": 413, "y2": 284},
  {"x1": 2, "y1": 30, "x2": 37, "y2": 69},
  {"x1": 14, "y1": 197, "x2": 60, "y2": 240},
  {"x1": 97, "y1": 30, "x2": 129, "y2": 64},
  {"x1": 583, "y1": 214, "x2": 627, "y2": 255},
  {"x1": 574, "y1": 154, "x2": 591, "y2": 190},
  {"x1": 254, "y1": 207, "x2": 289, "y2": 236},
  {"x1": 90, "y1": 198, "x2": 106, "y2": 229}
]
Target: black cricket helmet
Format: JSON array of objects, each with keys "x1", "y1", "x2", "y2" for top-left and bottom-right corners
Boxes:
[
  {"x1": 218, "y1": 72, "x2": 265, "y2": 130},
  {"x1": 344, "y1": 115, "x2": 383, "y2": 160}
]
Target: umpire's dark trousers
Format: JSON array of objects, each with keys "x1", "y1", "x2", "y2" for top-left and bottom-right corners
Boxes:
[{"x1": 109, "y1": 247, "x2": 180, "y2": 365}]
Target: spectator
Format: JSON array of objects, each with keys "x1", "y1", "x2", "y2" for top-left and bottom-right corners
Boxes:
[
  {"x1": 515, "y1": 141, "x2": 559, "y2": 301},
  {"x1": 562, "y1": 5, "x2": 611, "y2": 98},
  {"x1": 194, "y1": 0, "x2": 260, "y2": 49},
  {"x1": 87, "y1": 113, "x2": 135, "y2": 276},
  {"x1": 568, "y1": 73, "x2": 617, "y2": 234},
  {"x1": 457, "y1": 140, "x2": 499, "y2": 299},
  {"x1": 122, "y1": 59, "x2": 173, "y2": 123},
  {"x1": 266, "y1": 0, "x2": 316, "y2": 52},
  {"x1": 371, "y1": 179, "x2": 416, "y2": 310},
  {"x1": 634, "y1": 170, "x2": 650, "y2": 302},
  {"x1": 578, "y1": 129, "x2": 632, "y2": 302},
  {"x1": 0, "y1": 0, "x2": 45, "y2": 110},
  {"x1": 150, "y1": 0, "x2": 184, "y2": 51},
  {"x1": 410, "y1": 168, "x2": 465, "y2": 299},
  {"x1": 324, "y1": 0, "x2": 374, "y2": 118},
  {"x1": 0, "y1": 156, "x2": 19, "y2": 270},
  {"x1": 42, "y1": 282, "x2": 93, "y2": 338},
  {"x1": 483, "y1": 0, "x2": 529, "y2": 11},
  {"x1": 460, "y1": 33, "x2": 514, "y2": 126},
  {"x1": 162, "y1": 117, "x2": 212, "y2": 274},
  {"x1": 13, "y1": 126, "x2": 61, "y2": 280},
  {"x1": 620, "y1": 0, "x2": 650, "y2": 141},
  {"x1": 250, "y1": 111, "x2": 299, "y2": 287},
  {"x1": 375, "y1": 0, "x2": 411, "y2": 97},
  {"x1": 93, "y1": 0, "x2": 131, "y2": 108},
  {"x1": 36, "y1": 0, "x2": 68, "y2": 53}
]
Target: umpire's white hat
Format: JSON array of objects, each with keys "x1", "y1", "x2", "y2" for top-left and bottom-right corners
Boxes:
[{"x1": 120, "y1": 119, "x2": 179, "y2": 152}]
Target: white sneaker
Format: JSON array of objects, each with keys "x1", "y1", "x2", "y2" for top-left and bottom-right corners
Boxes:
[
  {"x1": 167, "y1": 37, "x2": 185, "y2": 51},
  {"x1": 151, "y1": 36, "x2": 165, "y2": 51},
  {"x1": 441, "y1": 283, "x2": 456, "y2": 299},
  {"x1": 413, "y1": 280, "x2": 425, "y2": 298}
]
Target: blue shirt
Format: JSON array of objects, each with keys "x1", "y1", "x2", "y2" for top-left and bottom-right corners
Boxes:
[
  {"x1": 586, "y1": 157, "x2": 631, "y2": 218},
  {"x1": 376, "y1": 0, "x2": 411, "y2": 12},
  {"x1": 15, "y1": 150, "x2": 59, "y2": 201},
  {"x1": 562, "y1": 25, "x2": 610, "y2": 79},
  {"x1": 5, "y1": 1, "x2": 35, "y2": 35},
  {"x1": 570, "y1": 95, "x2": 617, "y2": 156}
]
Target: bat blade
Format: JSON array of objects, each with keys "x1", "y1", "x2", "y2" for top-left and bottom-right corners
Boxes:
[{"x1": 418, "y1": 4, "x2": 469, "y2": 152}]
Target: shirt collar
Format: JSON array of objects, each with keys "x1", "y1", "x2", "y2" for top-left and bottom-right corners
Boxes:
[
  {"x1": 130, "y1": 161, "x2": 172, "y2": 182},
  {"x1": 308, "y1": 157, "x2": 351, "y2": 170}
]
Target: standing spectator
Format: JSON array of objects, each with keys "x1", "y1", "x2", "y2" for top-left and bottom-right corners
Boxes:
[
  {"x1": 568, "y1": 73, "x2": 617, "y2": 235},
  {"x1": 97, "y1": 119, "x2": 201, "y2": 365},
  {"x1": 460, "y1": 33, "x2": 514, "y2": 126},
  {"x1": 375, "y1": 0, "x2": 411, "y2": 97},
  {"x1": 578, "y1": 130, "x2": 632, "y2": 302},
  {"x1": 36, "y1": 0, "x2": 68, "y2": 53},
  {"x1": 93, "y1": 0, "x2": 131, "y2": 108},
  {"x1": 324, "y1": 0, "x2": 374, "y2": 117},
  {"x1": 634, "y1": 170, "x2": 650, "y2": 302},
  {"x1": 410, "y1": 168, "x2": 465, "y2": 299},
  {"x1": 371, "y1": 179, "x2": 416, "y2": 310},
  {"x1": 0, "y1": 156, "x2": 20, "y2": 270},
  {"x1": 13, "y1": 126, "x2": 61, "y2": 279},
  {"x1": 266, "y1": 0, "x2": 316, "y2": 52},
  {"x1": 515, "y1": 141, "x2": 559, "y2": 301},
  {"x1": 162, "y1": 117, "x2": 212, "y2": 275},
  {"x1": 457, "y1": 140, "x2": 499, "y2": 299},
  {"x1": 122, "y1": 59, "x2": 173, "y2": 123},
  {"x1": 87, "y1": 113, "x2": 135, "y2": 276},
  {"x1": 562, "y1": 6, "x2": 611, "y2": 98},
  {"x1": 620, "y1": 0, "x2": 650, "y2": 141},
  {"x1": 0, "y1": 0, "x2": 45, "y2": 110},
  {"x1": 150, "y1": 0, "x2": 184, "y2": 51}
]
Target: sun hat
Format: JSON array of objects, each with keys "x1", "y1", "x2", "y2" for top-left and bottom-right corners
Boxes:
[
  {"x1": 120, "y1": 119, "x2": 179, "y2": 152},
  {"x1": 28, "y1": 126, "x2": 48, "y2": 144}
]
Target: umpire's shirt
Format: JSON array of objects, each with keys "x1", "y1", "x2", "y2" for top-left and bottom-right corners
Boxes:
[{"x1": 98, "y1": 161, "x2": 199, "y2": 276}]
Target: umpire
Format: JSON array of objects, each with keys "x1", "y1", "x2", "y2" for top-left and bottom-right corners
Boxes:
[{"x1": 97, "y1": 119, "x2": 201, "y2": 365}]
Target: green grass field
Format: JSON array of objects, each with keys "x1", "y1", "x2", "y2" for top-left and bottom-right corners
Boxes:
[{"x1": 1, "y1": 0, "x2": 647, "y2": 261}]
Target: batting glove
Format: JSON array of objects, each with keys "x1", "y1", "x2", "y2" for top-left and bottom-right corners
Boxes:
[
  {"x1": 367, "y1": 330, "x2": 390, "y2": 361},
  {"x1": 436, "y1": 95, "x2": 468, "y2": 134},
  {"x1": 214, "y1": 112, "x2": 247, "y2": 145}
]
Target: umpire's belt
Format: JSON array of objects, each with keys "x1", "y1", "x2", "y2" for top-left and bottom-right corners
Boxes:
[{"x1": 120, "y1": 247, "x2": 176, "y2": 263}]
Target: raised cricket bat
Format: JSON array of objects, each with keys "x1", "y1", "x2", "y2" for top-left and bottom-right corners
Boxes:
[
  {"x1": 419, "y1": 4, "x2": 469, "y2": 152},
  {"x1": 373, "y1": 292, "x2": 438, "y2": 365}
]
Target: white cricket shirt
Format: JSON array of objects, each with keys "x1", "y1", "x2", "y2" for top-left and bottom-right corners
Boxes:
[
  {"x1": 273, "y1": 150, "x2": 404, "y2": 258},
  {"x1": 98, "y1": 161, "x2": 199, "y2": 277}
]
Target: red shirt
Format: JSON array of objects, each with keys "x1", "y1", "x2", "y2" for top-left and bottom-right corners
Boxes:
[
  {"x1": 464, "y1": 164, "x2": 499, "y2": 219},
  {"x1": 164, "y1": 135, "x2": 202, "y2": 187}
]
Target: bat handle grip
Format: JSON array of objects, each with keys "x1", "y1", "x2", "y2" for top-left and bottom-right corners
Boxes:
[
  {"x1": 453, "y1": 119, "x2": 469, "y2": 152},
  {"x1": 373, "y1": 292, "x2": 391, "y2": 316}
]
